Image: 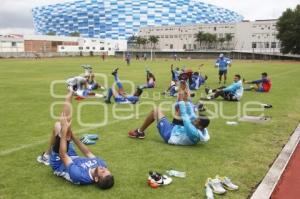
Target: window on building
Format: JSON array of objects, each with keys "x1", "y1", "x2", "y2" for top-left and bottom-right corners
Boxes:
[
  {"x1": 214, "y1": 27, "x2": 217, "y2": 31},
  {"x1": 170, "y1": 35, "x2": 173, "y2": 38},
  {"x1": 108, "y1": 48, "x2": 111, "y2": 51},
  {"x1": 170, "y1": 44, "x2": 173, "y2": 49},
  {"x1": 252, "y1": 42, "x2": 257, "y2": 49},
  {"x1": 193, "y1": 44, "x2": 197, "y2": 50},
  {"x1": 271, "y1": 42, "x2": 276, "y2": 48},
  {"x1": 79, "y1": 47, "x2": 83, "y2": 50},
  {"x1": 92, "y1": 47, "x2": 95, "y2": 50},
  {"x1": 11, "y1": 42, "x2": 17, "y2": 47},
  {"x1": 265, "y1": 42, "x2": 269, "y2": 48},
  {"x1": 61, "y1": 46, "x2": 65, "y2": 50},
  {"x1": 100, "y1": 47, "x2": 105, "y2": 50},
  {"x1": 165, "y1": 35, "x2": 169, "y2": 38},
  {"x1": 188, "y1": 44, "x2": 192, "y2": 49},
  {"x1": 86, "y1": 47, "x2": 90, "y2": 50},
  {"x1": 183, "y1": 44, "x2": 186, "y2": 49}
]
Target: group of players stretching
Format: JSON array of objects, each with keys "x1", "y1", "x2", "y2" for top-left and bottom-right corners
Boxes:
[{"x1": 37, "y1": 54, "x2": 272, "y2": 189}]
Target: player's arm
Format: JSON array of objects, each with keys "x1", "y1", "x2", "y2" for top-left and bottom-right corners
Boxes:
[
  {"x1": 59, "y1": 113, "x2": 73, "y2": 166},
  {"x1": 71, "y1": 133, "x2": 95, "y2": 158}
]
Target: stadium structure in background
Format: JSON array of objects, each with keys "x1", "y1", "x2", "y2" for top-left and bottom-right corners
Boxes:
[{"x1": 32, "y1": 0, "x2": 243, "y2": 40}]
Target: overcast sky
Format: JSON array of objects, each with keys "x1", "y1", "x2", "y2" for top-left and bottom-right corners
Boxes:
[{"x1": 0, "y1": 0, "x2": 299, "y2": 35}]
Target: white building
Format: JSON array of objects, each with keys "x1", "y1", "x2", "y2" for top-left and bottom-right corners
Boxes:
[
  {"x1": 0, "y1": 35, "x2": 24, "y2": 52},
  {"x1": 138, "y1": 19, "x2": 281, "y2": 53}
]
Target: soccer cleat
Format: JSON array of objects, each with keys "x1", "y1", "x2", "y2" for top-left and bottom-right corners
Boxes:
[
  {"x1": 205, "y1": 182, "x2": 214, "y2": 199},
  {"x1": 111, "y1": 68, "x2": 119, "y2": 76},
  {"x1": 147, "y1": 171, "x2": 172, "y2": 188},
  {"x1": 205, "y1": 87, "x2": 212, "y2": 95},
  {"x1": 128, "y1": 129, "x2": 145, "y2": 139},
  {"x1": 104, "y1": 99, "x2": 111, "y2": 104},
  {"x1": 206, "y1": 178, "x2": 226, "y2": 195},
  {"x1": 37, "y1": 152, "x2": 50, "y2": 166},
  {"x1": 217, "y1": 176, "x2": 239, "y2": 191},
  {"x1": 80, "y1": 137, "x2": 96, "y2": 145},
  {"x1": 82, "y1": 134, "x2": 99, "y2": 140}
]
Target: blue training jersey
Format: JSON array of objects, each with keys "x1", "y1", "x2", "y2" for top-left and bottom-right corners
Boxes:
[
  {"x1": 216, "y1": 57, "x2": 231, "y2": 71},
  {"x1": 67, "y1": 157, "x2": 107, "y2": 185}
]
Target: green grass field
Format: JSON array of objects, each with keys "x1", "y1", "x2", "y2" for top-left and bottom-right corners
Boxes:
[{"x1": 0, "y1": 57, "x2": 300, "y2": 199}]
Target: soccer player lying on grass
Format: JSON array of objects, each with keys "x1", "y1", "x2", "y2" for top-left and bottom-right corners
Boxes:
[
  {"x1": 128, "y1": 83, "x2": 210, "y2": 145},
  {"x1": 203, "y1": 74, "x2": 243, "y2": 101},
  {"x1": 104, "y1": 68, "x2": 143, "y2": 104},
  {"x1": 139, "y1": 69, "x2": 156, "y2": 89},
  {"x1": 37, "y1": 91, "x2": 114, "y2": 189},
  {"x1": 243, "y1": 72, "x2": 272, "y2": 92},
  {"x1": 82, "y1": 64, "x2": 105, "y2": 91}
]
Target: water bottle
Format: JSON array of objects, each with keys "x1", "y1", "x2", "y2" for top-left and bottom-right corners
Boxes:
[
  {"x1": 226, "y1": 121, "x2": 238, "y2": 126},
  {"x1": 205, "y1": 185, "x2": 214, "y2": 199},
  {"x1": 166, "y1": 170, "x2": 186, "y2": 178}
]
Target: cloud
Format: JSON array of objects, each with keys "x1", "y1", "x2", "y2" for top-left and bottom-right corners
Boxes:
[{"x1": 0, "y1": 0, "x2": 299, "y2": 35}]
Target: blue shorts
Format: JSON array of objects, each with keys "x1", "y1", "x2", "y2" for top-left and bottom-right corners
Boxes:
[
  {"x1": 219, "y1": 70, "x2": 227, "y2": 76},
  {"x1": 156, "y1": 117, "x2": 174, "y2": 143},
  {"x1": 115, "y1": 95, "x2": 139, "y2": 104},
  {"x1": 257, "y1": 86, "x2": 266, "y2": 92},
  {"x1": 50, "y1": 143, "x2": 78, "y2": 172}
]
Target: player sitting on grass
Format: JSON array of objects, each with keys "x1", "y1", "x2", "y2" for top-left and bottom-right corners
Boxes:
[
  {"x1": 128, "y1": 83, "x2": 210, "y2": 145},
  {"x1": 244, "y1": 72, "x2": 272, "y2": 92},
  {"x1": 189, "y1": 72, "x2": 208, "y2": 90},
  {"x1": 66, "y1": 76, "x2": 104, "y2": 99},
  {"x1": 139, "y1": 69, "x2": 156, "y2": 89},
  {"x1": 37, "y1": 91, "x2": 114, "y2": 189},
  {"x1": 171, "y1": 64, "x2": 181, "y2": 82},
  {"x1": 104, "y1": 68, "x2": 143, "y2": 104},
  {"x1": 203, "y1": 74, "x2": 243, "y2": 101}
]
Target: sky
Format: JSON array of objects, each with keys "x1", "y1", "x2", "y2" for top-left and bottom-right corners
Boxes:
[{"x1": 0, "y1": 0, "x2": 299, "y2": 35}]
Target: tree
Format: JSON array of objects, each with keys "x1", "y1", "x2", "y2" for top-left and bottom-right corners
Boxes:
[
  {"x1": 46, "y1": 31, "x2": 56, "y2": 36},
  {"x1": 136, "y1": 36, "x2": 143, "y2": 49},
  {"x1": 225, "y1": 33, "x2": 234, "y2": 49},
  {"x1": 127, "y1": 35, "x2": 137, "y2": 48},
  {"x1": 195, "y1": 31, "x2": 204, "y2": 49},
  {"x1": 140, "y1": 38, "x2": 148, "y2": 49},
  {"x1": 277, "y1": 5, "x2": 300, "y2": 54},
  {"x1": 148, "y1": 36, "x2": 159, "y2": 49},
  {"x1": 69, "y1": 31, "x2": 80, "y2": 37},
  {"x1": 218, "y1": 37, "x2": 226, "y2": 49}
]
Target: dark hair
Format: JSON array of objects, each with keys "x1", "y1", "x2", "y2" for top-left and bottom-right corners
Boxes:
[
  {"x1": 97, "y1": 175, "x2": 114, "y2": 190},
  {"x1": 261, "y1": 72, "x2": 268, "y2": 77},
  {"x1": 196, "y1": 115, "x2": 210, "y2": 129},
  {"x1": 234, "y1": 74, "x2": 241, "y2": 79}
]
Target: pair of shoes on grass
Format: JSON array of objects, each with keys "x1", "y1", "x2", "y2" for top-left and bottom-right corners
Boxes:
[
  {"x1": 205, "y1": 175, "x2": 238, "y2": 198},
  {"x1": 37, "y1": 152, "x2": 50, "y2": 166},
  {"x1": 147, "y1": 171, "x2": 173, "y2": 189},
  {"x1": 80, "y1": 134, "x2": 99, "y2": 145}
]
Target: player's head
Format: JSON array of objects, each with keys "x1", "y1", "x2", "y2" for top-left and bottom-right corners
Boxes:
[
  {"x1": 193, "y1": 115, "x2": 210, "y2": 130},
  {"x1": 94, "y1": 167, "x2": 114, "y2": 190},
  {"x1": 234, "y1": 74, "x2": 241, "y2": 82},
  {"x1": 261, "y1": 72, "x2": 268, "y2": 78},
  {"x1": 219, "y1": 53, "x2": 224, "y2": 58}
]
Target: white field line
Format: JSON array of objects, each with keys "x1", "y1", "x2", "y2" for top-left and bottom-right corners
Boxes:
[{"x1": 0, "y1": 112, "x2": 148, "y2": 157}]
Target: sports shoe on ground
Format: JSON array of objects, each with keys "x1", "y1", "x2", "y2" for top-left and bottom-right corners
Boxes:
[
  {"x1": 94, "y1": 93, "x2": 104, "y2": 98},
  {"x1": 205, "y1": 182, "x2": 214, "y2": 199},
  {"x1": 217, "y1": 176, "x2": 239, "y2": 191},
  {"x1": 80, "y1": 137, "x2": 96, "y2": 145},
  {"x1": 147, "y1": 171, "x2": 172, "y2": 188},
  {"x1": 205, "y1": 87, "x2": 212, "y2": 95},
  {"x1": 82, "y1": 134, "x2": 99, "y2": 140},
  {"x1": 128, "y1": 129, "x2": 145, "y2": 139},
  {"x1": 206, "y1": 178, "x2": 226, "y2": 195},
  {"x1": 111, "y1": 68, "x2": 119, "y2": 76},
  {"x1": 37, "y1": 152, "x2": 50, "y2": 166}
]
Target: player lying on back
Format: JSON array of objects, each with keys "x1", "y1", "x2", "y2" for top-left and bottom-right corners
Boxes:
[
  {"x1": 37, "y1": 91, "x2": 114, "y2": 189},
  {"x1": 104, "y1": 68, "x2": 143, "y2": 104}
]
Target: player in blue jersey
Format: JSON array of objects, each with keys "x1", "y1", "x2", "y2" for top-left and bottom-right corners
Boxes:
[
  {"x1": 104, "y1": 68, "x2": 143, "y2": 104},
  {"x1": 37, "y1": 91, "x2": 114, "y2": 189},
  {"x1": 215, "y1": 54, "x2": 232, "y2": 84},
  {"x1": 128, "y1": 82, "x2": 210, "y2": 145}
]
